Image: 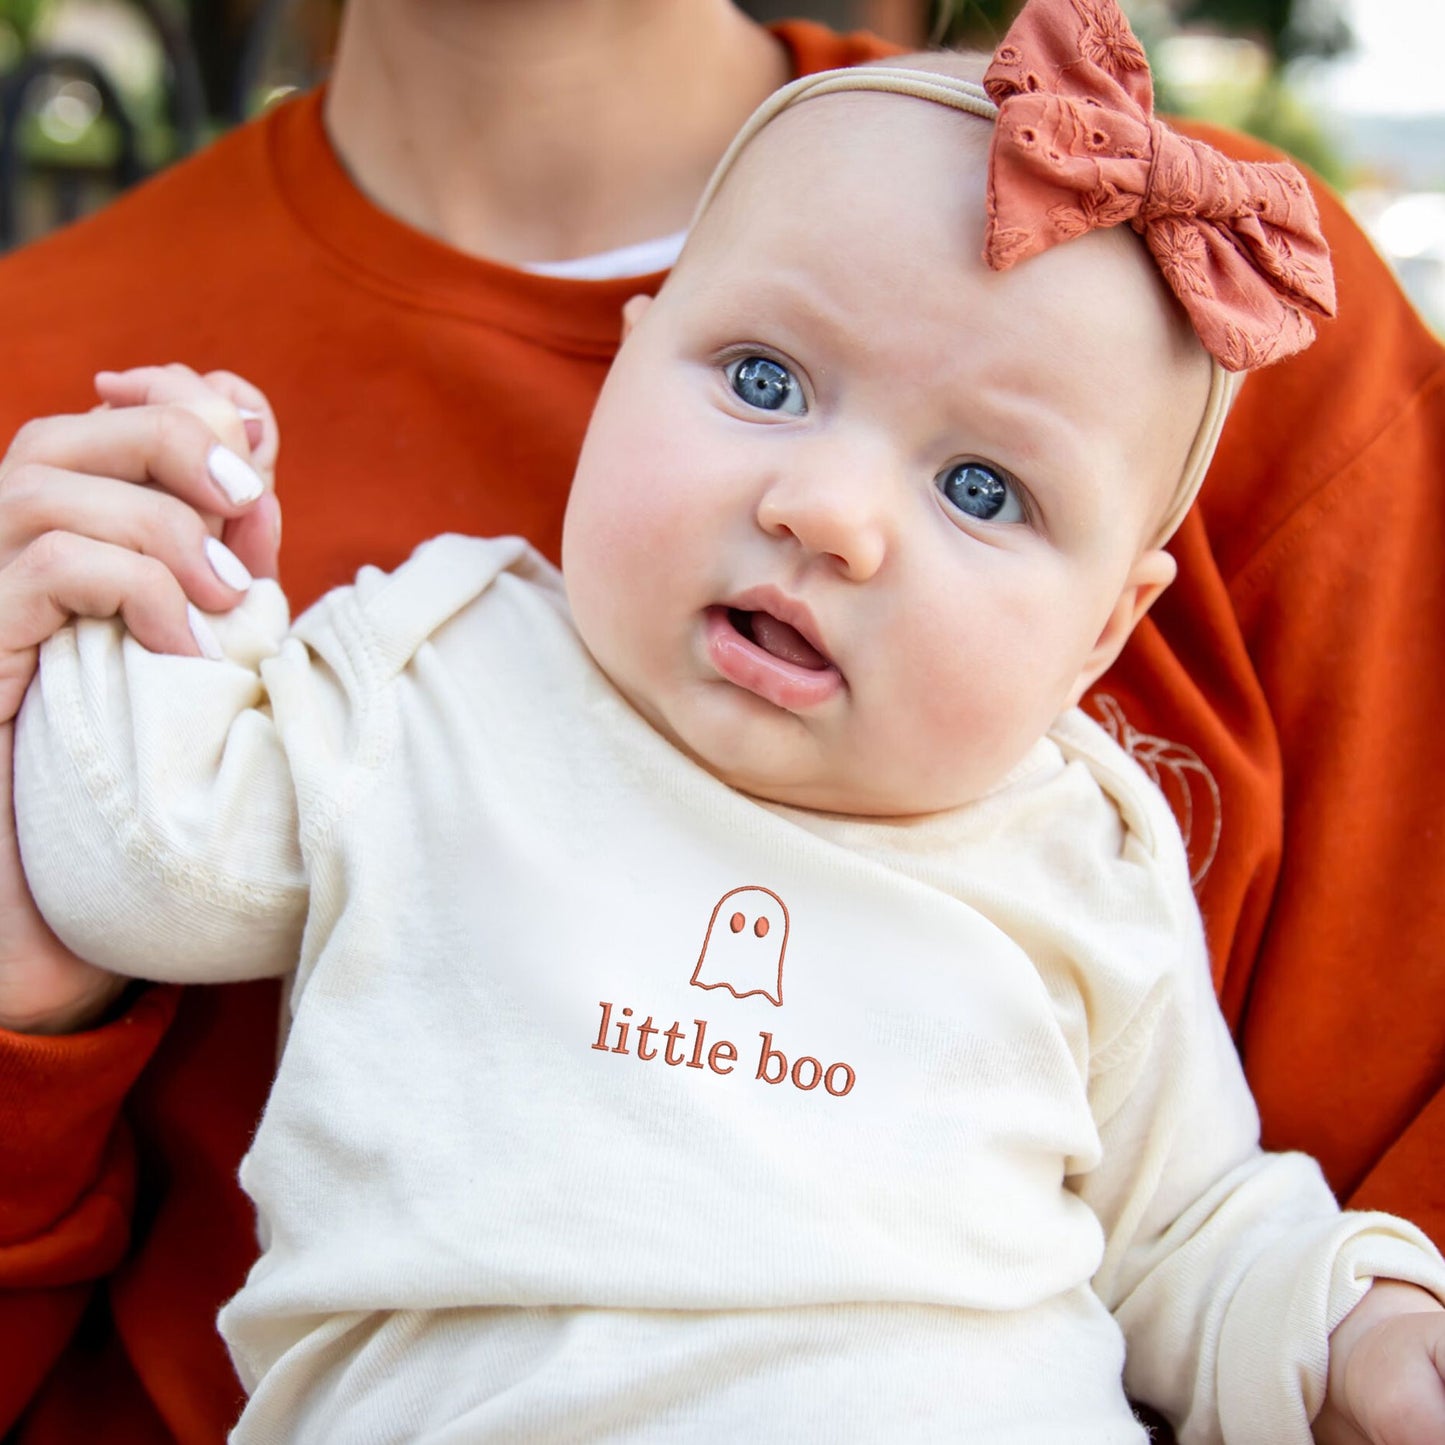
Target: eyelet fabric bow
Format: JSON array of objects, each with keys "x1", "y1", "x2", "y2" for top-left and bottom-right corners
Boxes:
[{"x1": 983, "y1": 0, "x2": 1336, "y2": 371}]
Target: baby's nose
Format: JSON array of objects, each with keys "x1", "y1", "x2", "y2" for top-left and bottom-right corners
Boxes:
[{"x1": 755, "y1": 444, "x2": 892, "y2": 581}]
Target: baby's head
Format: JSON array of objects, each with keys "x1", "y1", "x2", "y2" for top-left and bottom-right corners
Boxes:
[{"x1": 562, "y1": 0, "x2": 1331, "y2": 818}]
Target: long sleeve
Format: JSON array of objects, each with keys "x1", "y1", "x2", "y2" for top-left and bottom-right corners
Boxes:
[
  {"x1": 14, "y1": 582, "x2": 310, "y2": 983},
  {"x1": 1074, "y1": 904, "x2": 1445, "y2": 1443},
  {"x1": 0, "y1": 986, "x2": 178, "y2": 1432}
]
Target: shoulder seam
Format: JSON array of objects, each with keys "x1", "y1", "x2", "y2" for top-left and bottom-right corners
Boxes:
[{"x1": 1226, "y1": 358, "x2": 1445, "y2": 600}]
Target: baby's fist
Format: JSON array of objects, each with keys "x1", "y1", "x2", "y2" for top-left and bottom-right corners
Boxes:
[{"x1": 1316, "y1": 1281, "x2": 1445, "y2": 1445}]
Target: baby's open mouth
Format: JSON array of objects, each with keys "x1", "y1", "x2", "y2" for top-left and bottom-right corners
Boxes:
[
  {"x1": 704, "y1": 604, "x2": 843, "y2": 712},
  {"x1": 726, "y1": 608, "x2": 831, "y2": 671}
]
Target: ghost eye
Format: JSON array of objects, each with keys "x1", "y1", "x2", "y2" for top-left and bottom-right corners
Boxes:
[
  {"x1": 726, "y1": 355, "x2": 805, "y2": 415},
  {"x1": 936, "y1": 462, "x2": 1026, "y2": 525}
]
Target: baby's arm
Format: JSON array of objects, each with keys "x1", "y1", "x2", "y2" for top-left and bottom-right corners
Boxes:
[
  {"x1": 1072, "y1": 856, "x2": 1445, "y2": 1443},
  {"x1": 13, "y1": 368, "x2": 311, "y2": 983},
  {"x1": 1315, "y1": 1282, "x2": 1445, "y2": 1444}
]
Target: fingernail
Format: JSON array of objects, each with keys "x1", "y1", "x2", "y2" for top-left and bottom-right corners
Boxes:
[
  {"x1": 208, "y1": 444, "x2": 263, "y2": 505},
  {"x1": 204, "y1": 536, "x2": 253, "y2": 591},
  {"x1": 187, "y1": 604, "x2": 224, "y2": 660},
  {"x1": 238, "y1": 408, "x2": 264, "y2": 451}
]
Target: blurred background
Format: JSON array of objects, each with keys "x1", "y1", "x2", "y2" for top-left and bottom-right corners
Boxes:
[{"x1": 0, "y1": 0, "x2": 1439, "y2": 331}]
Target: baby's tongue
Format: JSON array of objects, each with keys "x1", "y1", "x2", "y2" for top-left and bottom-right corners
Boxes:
[{"x1": 749, "y1": 612, "x2": 829, "y2": 670}]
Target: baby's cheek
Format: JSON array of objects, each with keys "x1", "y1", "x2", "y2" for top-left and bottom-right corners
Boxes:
[
  {"x1": 566, "y1": 451, "x2": 661, "y2": 582},
  {"x1": 895, "y1": 657, "x2": 1040, "y2": 800},
  {"x1": 561, "y1": 511, "x2": 630, "y2": 661}
]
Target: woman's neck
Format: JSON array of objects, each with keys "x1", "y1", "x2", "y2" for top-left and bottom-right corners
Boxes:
[{"x1": 324, "y1": 0, "x2": 791, "y2": 265}]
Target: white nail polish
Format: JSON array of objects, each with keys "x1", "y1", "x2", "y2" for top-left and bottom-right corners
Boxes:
[
  {"x1": 237, "y1": 407, "x2": 263, "y2": 420},
  {"x1": 208, "y1": 444, "x2": 263, "y2": 505},
  {"x1": 204, "y1": 536, "x2": 253, "y2": 591},
  {"x1": 187, "y1": 604, "x2": 224, "y2": 660}
]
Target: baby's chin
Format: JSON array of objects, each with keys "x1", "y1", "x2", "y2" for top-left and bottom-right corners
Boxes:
[
  {"x1": 629, "y1": 685, "x2": 1017, "y2": 819},
  {"x1": 720, "y1": 759, "x2": 1005, "y2": 821},
  {"x1": 723, "y1": 732, "x2": 1050, "y2": 818}
]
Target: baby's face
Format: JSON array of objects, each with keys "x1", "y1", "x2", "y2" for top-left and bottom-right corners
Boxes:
[{"x1": 562, "y1": 95, "x2": 1210, "y2": 816}]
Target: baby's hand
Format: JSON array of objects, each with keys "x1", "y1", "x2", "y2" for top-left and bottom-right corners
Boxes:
[{"x1": 1315, "y1": 1280, "x2": 1445, "y2": 1444}]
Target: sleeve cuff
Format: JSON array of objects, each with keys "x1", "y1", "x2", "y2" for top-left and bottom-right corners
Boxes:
[
  {"x1": 1216, "y1": 1209, "x2": 1445, "y2": 1443},
  {"x1": 0, "y1": 985, "x2": 178, "y2": 1253}
]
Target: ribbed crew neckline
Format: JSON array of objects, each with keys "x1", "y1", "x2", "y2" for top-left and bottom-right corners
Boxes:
[
  {"x1": 264, "y1": 88, "x2": 650, "y2": 354},
  {"x1": 264, "y1": 22, "x2": 845, "y2": 355}
]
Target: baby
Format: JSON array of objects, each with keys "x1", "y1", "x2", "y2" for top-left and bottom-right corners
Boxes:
[{"x1": 13, "y1": 0, "x2": 1445, "y2": 1441}]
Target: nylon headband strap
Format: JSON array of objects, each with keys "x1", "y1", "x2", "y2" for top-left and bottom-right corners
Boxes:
[{"x1": 690, "y1": 65, "x2": 1235, "y2": 548}]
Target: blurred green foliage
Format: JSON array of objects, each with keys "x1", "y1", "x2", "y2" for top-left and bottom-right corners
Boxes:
[{"x1": 0, "y1": 0, "x2": 46, "y2": 39}]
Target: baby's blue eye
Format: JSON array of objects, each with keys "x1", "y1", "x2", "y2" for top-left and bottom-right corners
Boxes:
[
  {"x1": 726, "y1": 356, "x2": 805, "y2": 415},
  {"x1": 937, "y1": 462, "x2": 1025, "y2": 524}
]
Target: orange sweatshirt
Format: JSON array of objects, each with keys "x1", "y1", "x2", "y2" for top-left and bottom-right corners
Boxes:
[{"x1": 0, "y1": 18, "x2": 1440, "y2": 1443}]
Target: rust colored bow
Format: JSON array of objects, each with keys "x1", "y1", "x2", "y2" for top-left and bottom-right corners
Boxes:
[{"x1": 982, "y1": 0, "x2": 1335, "y2": 370}]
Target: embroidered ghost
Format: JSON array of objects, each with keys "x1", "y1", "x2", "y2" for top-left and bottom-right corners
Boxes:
[{"x1": 690, "y1": 886, "x2": 790, "y2": 1007}]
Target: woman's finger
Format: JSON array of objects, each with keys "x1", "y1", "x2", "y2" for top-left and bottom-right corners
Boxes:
[
  {"x1": 95, "y1": 364, "x2": 280, "y2": 485},
  {"x1": 202, "y1": 369, "x2": 280, "y2": 477},
  {"x1": 92, "y1": 361, "x2": 208, "y2": 408},
  {"x1": 0, "y1": 464, "x2": 253, "y2": 613},
  {"x1": 221, "y1": 489, "x2": 282, "y2": 581},
  {"x1": 0, "y1": 530, "x2": 209, "y2": 725},
  {"x1": 2, "y1": 405, "x2": 267, "y2": 521},
  {"x1": 93, "y1": 363, "x2": 257, "y2": 465}
]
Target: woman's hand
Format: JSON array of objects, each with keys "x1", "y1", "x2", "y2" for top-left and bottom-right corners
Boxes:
[{"x1": 0, "y1": 364, "x2": 280, "y2": 1033}]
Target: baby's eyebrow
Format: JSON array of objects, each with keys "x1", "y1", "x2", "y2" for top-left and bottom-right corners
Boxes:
[
  {"x1": 948, "y1": 382, "x2": 1091, "y2": 473},
  {"x1": 714, "y1": 276, "x2": 855, "y2": 354}
]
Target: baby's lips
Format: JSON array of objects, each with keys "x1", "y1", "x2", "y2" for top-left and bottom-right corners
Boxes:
[
  {"x1": 723, "y1": 584, "x2": 833, "y2": 666},
  {"x1": 704, "y1": 608, "x2": 844, "y2": 712}
]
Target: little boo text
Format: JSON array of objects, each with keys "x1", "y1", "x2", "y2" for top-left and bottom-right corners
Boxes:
[{"x1": 591, "y1": 1000, "x2": 856, "y2": 1097}]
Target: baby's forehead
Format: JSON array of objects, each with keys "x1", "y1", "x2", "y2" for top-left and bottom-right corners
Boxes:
[
  {"x1": 723, "y1": 80, "x2": 992, "y2": 191},
  {"x1": 682, "y1": 88, "x2": 994, "y2": 282},
  {"x1": 688, "y1": 88, "x2": 1156, "y2": 321},
  {"x1": 703, "y1": 75, "x2": 1199, "y2": 321},
  {"x1": 724, "y1": 51, "x2": 993, "y2": 172}
]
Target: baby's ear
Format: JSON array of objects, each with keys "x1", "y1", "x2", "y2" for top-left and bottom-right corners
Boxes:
[
  {"x1": 620, "y1": 293, "x2": 653, "y2": 339},
  {"x1": 1067, "y1": 548, "x2": 1177, "y2": 707}
]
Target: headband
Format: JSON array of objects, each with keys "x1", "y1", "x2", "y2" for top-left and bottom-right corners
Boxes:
[{"x1": 691, "y1": 0, "x2": 1337, "y2": 546}]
